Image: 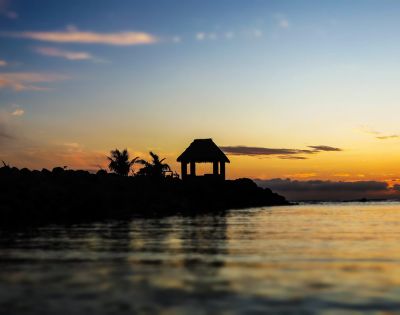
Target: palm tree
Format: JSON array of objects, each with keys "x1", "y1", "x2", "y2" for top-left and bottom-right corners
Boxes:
[
  {"x1": 136, "y1": 151, "x2": 171, "y2": 178},
  {"x1": 107, "y1": 149, "x2": 138, "y2": 176}
]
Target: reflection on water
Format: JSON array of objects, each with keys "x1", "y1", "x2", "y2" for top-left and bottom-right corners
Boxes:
[{"x1": 2, "y1": 203, "x2": 400, "y2": 314}]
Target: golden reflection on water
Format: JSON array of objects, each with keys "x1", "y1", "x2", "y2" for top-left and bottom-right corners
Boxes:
[{"x1": 2, "y1": 203, "x2": 400, "y2": 314}]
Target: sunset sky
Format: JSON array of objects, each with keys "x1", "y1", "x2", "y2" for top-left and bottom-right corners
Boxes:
[{"x1": 2, "y1": 0, "x2": 400, "y2": 188}]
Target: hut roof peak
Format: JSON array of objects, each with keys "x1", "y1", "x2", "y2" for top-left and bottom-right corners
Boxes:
[{"x1": 177, "y1": 138, "x2": 230, "y2": 163}]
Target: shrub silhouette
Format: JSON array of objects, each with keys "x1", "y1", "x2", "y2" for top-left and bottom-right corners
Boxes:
[
  {"x1": 96, "y1": 169, "x2": 108, "y2": 176},
  {"x1": 136, "y1": 151, "x2": 171, "y2": 178},
  {"x1": 52, "y1": 167, "x2": 65, "y2": 175},
  {"x1": 107, "y1": 149, "x2": 138, "y2": 176}
]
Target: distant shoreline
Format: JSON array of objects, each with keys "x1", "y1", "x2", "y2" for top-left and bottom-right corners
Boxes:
[{"x1": 293, "y1": 199, "x2": 399, "y2": 204}]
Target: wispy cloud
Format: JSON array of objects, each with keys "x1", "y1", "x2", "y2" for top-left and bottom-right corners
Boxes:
[
  {"x1": 0, "y1": 60, "x2": 6, "y2": 66},
  {"x1": 0, "y1": 0, "x2": 18, "y2": 19},
  {"x1": 275, "y1": 14, "x2": 290, "y2": 29},
  {"x1": 11, "y1": 108, "x2": 24, "y2": 116},
  {"x1": 376, "y1": 135, "x2": 399, "y2": 140},
  {"x1": 285, "y1": 173, "x2": 317, "y2": 178},
  {"x1": 359, "y1": 125, "x2": 399, "y2": 140},
  {"x1": 225, "y1": 32, "x2": 235, "y2": 39},
  {"x1": 3, "y1": 26, "x2": 157, "y2": 46},
  {"x1": 278, "y1": 18, "x2": 290, "y2": 29},
  {"x1": 196, "y1": 29, "x2": 262, "y2": 41},
  {"x1": 196, "y1": 32, "x2": 220, "y2": 41},
  {"x1": 359, "y1": 126, "x2": 380, "y2": 136},
  {"x1": 172, "y1": 36, "x2": 181, "y2": 43},
  {"x1": 0, "y1": 72, "x2": 68, "y2": 91},
  {"x1": 239, "y1": 28, "x2": 264, "y2": 40},
  {"x1": 196, "y1": 32, "x2": 206, "y2": 41},
  {"x1": 278, "y1": 155, "x2": 308, "y2": 160},
  {"x1": 333, "y1": 173, "x2": 351, "y2": 177},
  {"x1": 308, "y1": 145, "x2": 342, "y2": 152},
  {"x1": 220, "y1": 145, "x2": 342, "y2": 159},
  {"x1": 208, "y1": 33, "x2": 218, "y2": 40},
  {"x1": 252, "y1": 29, "x2": 263, "y2": 37},
  {"x1": 221, "y1": 146, "x2": 310, "y2": 156},
  {"x1": 34, "y1": 46, "x2": 103, "y2": 62}
]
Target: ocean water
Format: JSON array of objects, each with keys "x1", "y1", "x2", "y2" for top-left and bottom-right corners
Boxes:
[{"x1": 2, "y1": 202, "x2": 400, "y2": 314}]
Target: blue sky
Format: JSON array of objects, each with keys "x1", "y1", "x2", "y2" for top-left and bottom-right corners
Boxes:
[{"x1": 2, "y1": 0, "x2": 400, "y2": 181}]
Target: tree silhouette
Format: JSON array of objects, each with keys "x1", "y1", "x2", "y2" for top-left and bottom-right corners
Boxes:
[
  {"x1": 136, "y1": 152, "x2": 171, "y2": 178},
  {"x1": 107, "y1": 149, "x2": 138, "y2": 176}
]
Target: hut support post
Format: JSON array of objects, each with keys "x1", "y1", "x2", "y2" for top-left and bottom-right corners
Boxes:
[
  {"x1": 181, "y1": 162, "x2": 187, "y2": 179},
  {"x1": 220, "y1": 162, "x2": 225, "y2": 180},
  {"x1": 190, "y1": 162, "x2": 196, "y2": 176},
  {"x1": 213, "y1": 161, "x2": 219, "y2": 176}
]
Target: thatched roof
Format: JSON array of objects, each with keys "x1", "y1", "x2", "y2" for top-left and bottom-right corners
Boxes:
[{"x1": 177, "y1": 139, "x2": 230, "y2": 163}]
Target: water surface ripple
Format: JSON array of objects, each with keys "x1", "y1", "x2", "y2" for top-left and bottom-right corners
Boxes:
[{"x1": 2, "y1": 203, "x2": 400, "y2": 314}]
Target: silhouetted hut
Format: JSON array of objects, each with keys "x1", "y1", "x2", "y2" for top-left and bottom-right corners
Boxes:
[{"x1": 177, "y1": 139, "x2": 230, "y2": 180}]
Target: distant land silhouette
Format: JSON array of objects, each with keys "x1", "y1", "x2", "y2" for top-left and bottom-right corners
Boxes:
[{"x1": 0, "y1": 139, "x2": 289, "y2": 226}]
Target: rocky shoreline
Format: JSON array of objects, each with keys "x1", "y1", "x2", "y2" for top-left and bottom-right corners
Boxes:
[{"x1": 0, "y1": 166, "x2": 289, "y2": 226}]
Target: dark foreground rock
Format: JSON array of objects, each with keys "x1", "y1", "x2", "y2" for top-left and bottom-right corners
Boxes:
[{"x1": 0, "y1": 166, "x2": 289, "y2": 226}]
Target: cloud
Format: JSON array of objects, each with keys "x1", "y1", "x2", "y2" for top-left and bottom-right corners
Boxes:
[
  {"x1": 0, "y1": 60, "x2": 6, "y2": 66},
  {"x1": 308, "y1": 145, "x2": 342, "y2": 152},
  {"x1": 333, "y1": 173, "x2": 351, "y2": 177},
  {"x1": 376, "y1": 135, "x2": 399, "y2": 140},
  {"x1": 275, "y1": 15, "x2": 290, "y2": 29},
  {"x1": 208, "y1": 33, "x2": 218, "y2": 40},
  {"x1": 11, "y1": 108, "x2": 24, "y2": 116},
  {"x1": 220, "y1": 145, "x2": 342, "y2": 159},
  {"x1": 286, "y1": 173, "x2": 317, "y2": 178},
  {"x1": 3, "y1": 27, "x2": 157, "y2": 46},
  {"x1": 196, "y1": 32, "x2": 206, "y2": 41},
  {"x1": 63, "y1": 142, "x2": 80, "y2": 148},
  {"x1": 255, "y1": 178, "x2": 392, "y2": 201},
  {"x1": 0, "y1": 72, "x2": 68, "y2": 91},
  {"x1": 195, "y1": 28, "x2": 263, "y2": 42},
  {"x1": 172, "y1": 36, "x2": 181, "y2": 43},
  {"x1": 240, "y1": 28, "x2": 264, "y2": 39},
  {"x1": 359, "y1": 125, "x2": 399, "y2": 140},
  {"x1": 195, "y1": 32, "x2": 219, "y2": 41},
  {"x1": 34, "y1": 47, "x2": 100, "y2": 61},
  {"x1": 278, "y1": 155, "x2": 308, "y2": 160},
  {"x1": 252, "y1": 29, "x2": 263, "y2": 37},
  {"x1": 221, "y1": 146, "x2": 305, "y2": 156},
  {"x1": 225, "y1": 32, "x2": 235, "y2": 39},
  {"x1": 359, "y1": 126, "x2": 380, "y2": 136},
  {"x1": 0, "y1": 0, "x2": 18, "y2": 19},
  {"x1": 278, "y1": 18, "x2": 290, "y2": 29}
]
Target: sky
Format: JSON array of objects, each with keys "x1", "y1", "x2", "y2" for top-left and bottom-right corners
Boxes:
[{"x1": 2, "y1": 0, "x2": 400, "y2": 199}]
